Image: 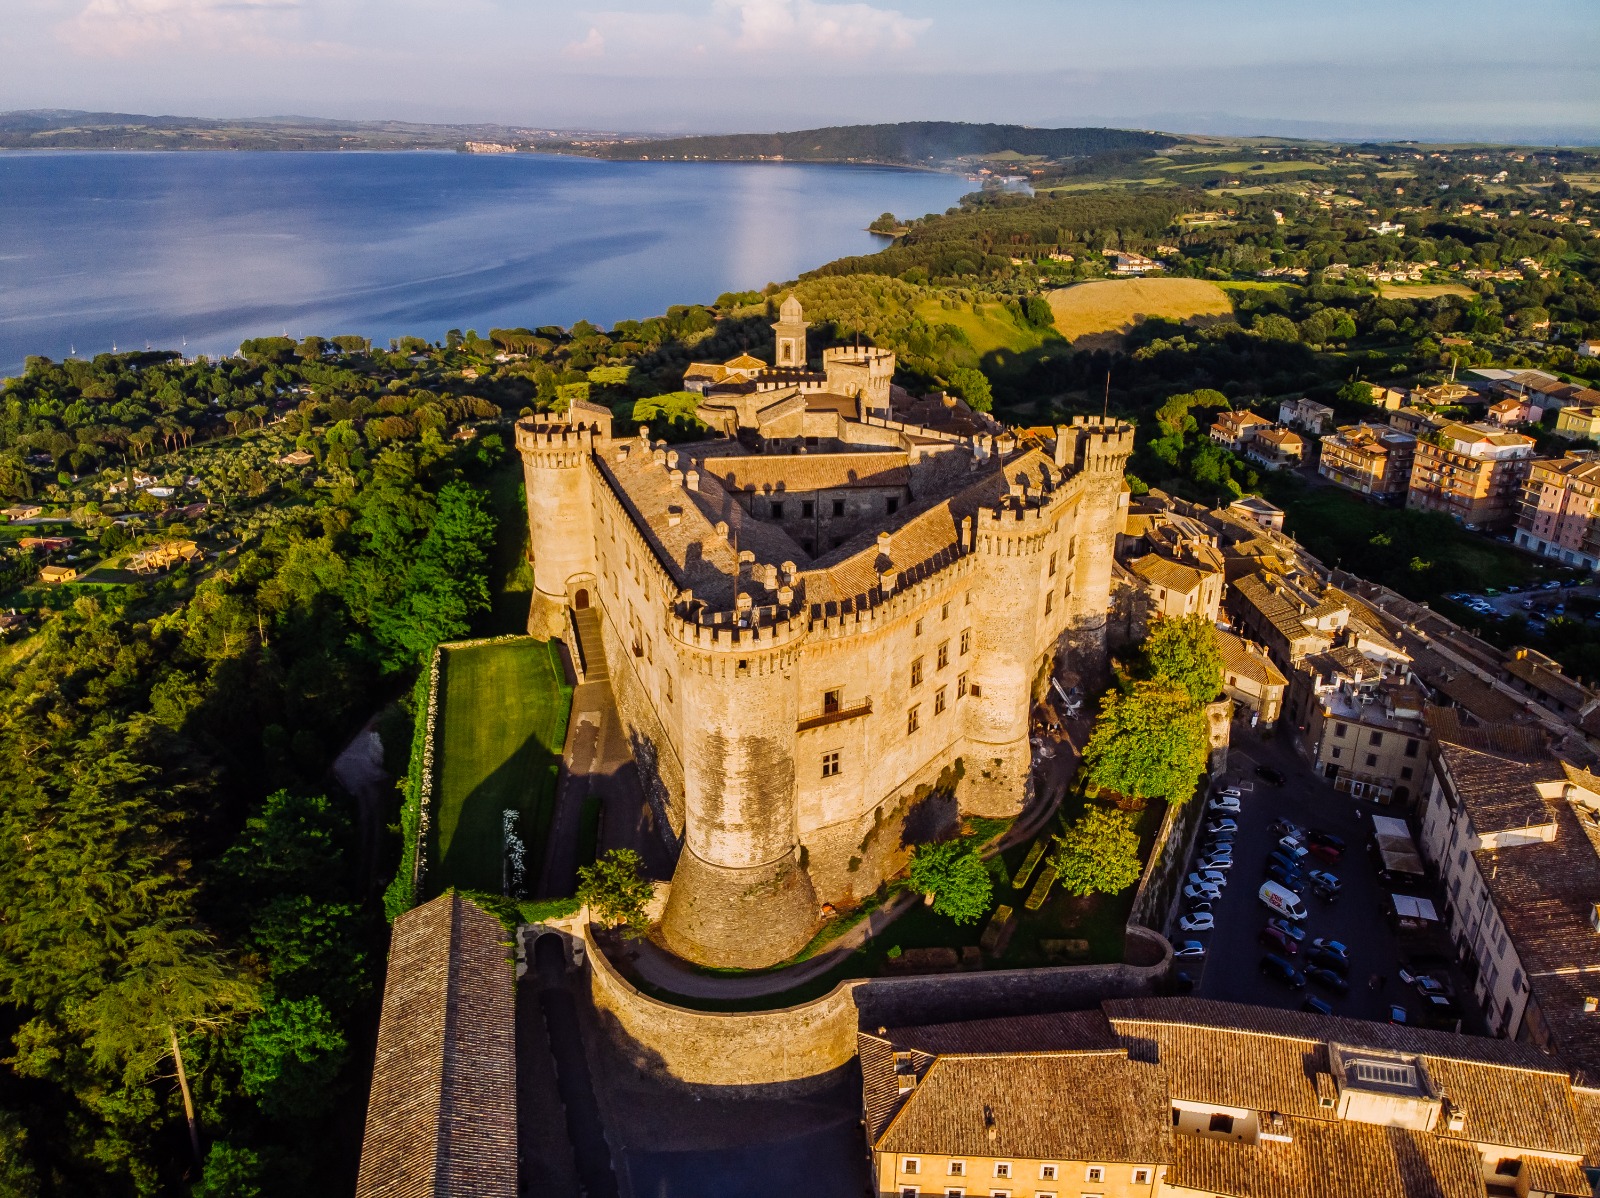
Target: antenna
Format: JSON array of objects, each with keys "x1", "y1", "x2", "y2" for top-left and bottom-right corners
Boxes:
[{"x1": 1103, "y1": 371, "x2": 1110, "y2": 420}]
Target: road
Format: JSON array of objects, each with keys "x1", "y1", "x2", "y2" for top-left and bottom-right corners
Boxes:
[{"x1": 1173, "y1": 723, "x2": 1476, "y2": 1029}]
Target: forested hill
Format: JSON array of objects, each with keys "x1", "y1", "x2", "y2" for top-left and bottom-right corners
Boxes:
[
  {"x1": 0, "y1": 110, "x2": 575, "y2": 151},
  {"x1": 583, "y1": 122, "x2": 1179, "y2": 165}
]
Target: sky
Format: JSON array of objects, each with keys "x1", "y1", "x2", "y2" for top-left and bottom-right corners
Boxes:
[{"x1": 1, "y1": 0, "x2": 1597, "y2": 143}]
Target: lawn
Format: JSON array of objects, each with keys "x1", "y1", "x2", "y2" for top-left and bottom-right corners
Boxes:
[
  {"x1": 429, "y1": 637, "x2": 572, "y2": 897},
  {"x1": 1376, "y1": 282, "x2": 1475, "y2": 300},
  {"x1": 479, "y1": 452, "x2": 536, "y2": 636},
  {"x1": 914, "y1": 298, "x2": 1058, "y2": 357},
  {"x1": 1169, "y1": 160, "x2": 1329, "y2": 176},
  {"x1": 1046, "y1": 278, "x2": 1235, "y2": 347}
]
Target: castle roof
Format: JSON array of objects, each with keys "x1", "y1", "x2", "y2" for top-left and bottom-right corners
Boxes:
[{"x1": 705, "y1": 451, "x2": 910, "y2": 496}]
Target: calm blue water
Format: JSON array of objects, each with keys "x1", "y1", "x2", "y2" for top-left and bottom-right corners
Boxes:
[{"x1": 0, "y1": 151, "x2": 972, "y2": 374}]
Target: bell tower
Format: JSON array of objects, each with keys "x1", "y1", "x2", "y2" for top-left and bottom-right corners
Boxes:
[{"x1": 772, "y1": 293, "x2": 809, "y2": 368}]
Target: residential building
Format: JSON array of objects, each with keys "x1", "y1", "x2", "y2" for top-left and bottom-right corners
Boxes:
[
  {"x1": 1578, "y1": 340, "x2": 1600, "y2": 358},
  {"x1": 1208, "y1": 410, "x2": 1272, "y2": 451},
  {"x1": 1216, "y1": 628, "x2": 1287, "y2": 722},
  {"x1": 1390, "y1": 406, "x2": 1443, "y2": 438},
  {"x1": 1417, "y1": 720, "x2": 1600, "y2": 1083},
  {"x1": 1499, "y1": 646, "x2": 1598, "y2": 721},
  {"x1": 1224, "y1": 494, "x2": 1284, "y2": 531},
  {"x1": 1368, "y1": 385, "x2": 1408, "y2": 410},
  {"x1": 1108, "y1": 251, "x2": 1161, "y2": 275},
  {"x1": 0, "y1": 504, "x2": 43, "y2": 520},
  {"x1": 862, "y1": 1000, "x2": 1600, "y2": 1198},
  {"x1": 1244, "y1": 426, "x2": 1304, "y2": 471},
  {"x1": 1555, "y1": 406, "x2": 1600, "y2": 441},
  {"x1": 1516, "y1": 452, "x2": 1600, "y2": 568},
  {"x1": 1317, "y1": 422, "x2": 1417, "y2": 502},
  {"x1": 1487, "y1": 395, "x2": 1543, "y2": 426},
  {"x1": 1277, "y1": 397, "x2": 1335, "y2": 435},
  {"x1": 1128, "y1": 541, "x2": 1224, "y2": 623},
  {"x1": 1407, "y1": 422, "x2": 1536, "y2": 531},
  {"x1": 1295, "y1": 653, "x2": 1429, "y2": 804},
  {"x1": 38, "y1": 565, "x2": 77, "y2": 584}
]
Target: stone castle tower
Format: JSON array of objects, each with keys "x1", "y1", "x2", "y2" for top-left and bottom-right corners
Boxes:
[
  {"x1": 772, "y1": 293, "x2": 809, "y2": 367},
  {"x1": 518, "y1": 306, "x2": 1132, "y2": 968}
]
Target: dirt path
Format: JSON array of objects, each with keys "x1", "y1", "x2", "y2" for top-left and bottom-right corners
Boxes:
[{"x1": 330, "y1": 716, "x2": 393, "y2": 891}]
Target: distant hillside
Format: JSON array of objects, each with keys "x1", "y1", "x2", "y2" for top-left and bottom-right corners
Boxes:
[
  {"x1": 0, "y1": 110, "x2": 597, "y2": 151},
  {"x1": 581, "y1": 122, "x2": 1179, "y2": 165}
]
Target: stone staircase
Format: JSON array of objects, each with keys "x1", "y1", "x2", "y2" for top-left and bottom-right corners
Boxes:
[{"x1": 569, "y1": 606, "x2": 609, "y2": 684}]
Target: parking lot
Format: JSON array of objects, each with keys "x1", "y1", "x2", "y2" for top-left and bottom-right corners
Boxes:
[
  {"x1": 1168, "y1": 724, "x2": 1479, "y2": 1029},
  {"x1": 1443, "y1": 579, "x2": 1596, "y2": 638}
]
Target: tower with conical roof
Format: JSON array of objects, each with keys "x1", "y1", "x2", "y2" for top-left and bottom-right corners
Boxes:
[{"x1": 772, "y1": 293, "x2": 809, "y2": 368}]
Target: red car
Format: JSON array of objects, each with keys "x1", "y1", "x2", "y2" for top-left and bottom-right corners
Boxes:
[
  {"x1": 1258, "y1": 925, "x2": 1299, "y2": 955},
  {"x1": 1308, "y1": 841, "x2": 1344, "y2": 864}
]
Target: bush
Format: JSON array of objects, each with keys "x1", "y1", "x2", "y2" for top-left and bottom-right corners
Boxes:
[{"x1": 907, "y1": 839, "x2": 993, "y2": 925}]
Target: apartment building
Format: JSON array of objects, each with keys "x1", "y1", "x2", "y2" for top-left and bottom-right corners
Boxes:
[
  {"x1": 1406, "y1": 422, "x2": 1536, "y2": 531},
  {"x1": 1317, "y1": 422, "x2": 1417, "y2": 502},
  {"x1": 1244, "y1": 426, "x2": 1304, "y2": 471},
  {"x1": 1293, "y1": 651, "x2": 1429, "y2": 804},
  {"x1": 1277, "y1": 396, "x2": 1335, "y2": 435},
  {"x1": 1555, "y1": 406, "x2": 1600, "y2": 442},
  {"x1": 1416, "y1": 719, "x2": 1600, "y2": 1086},
  {"x1": 1516, "y1": 452, "x2": 1600, "y2": 568},
  {"x1": 1216, "y1": 628, "x2": 1287, "y2": 723},
  {"x1": 863, "y1": 1000, "x2": 1600, "y2": 1198}
]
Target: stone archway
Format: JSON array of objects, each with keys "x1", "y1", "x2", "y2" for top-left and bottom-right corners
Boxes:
[{"x1": 573, "y1": 588, "x2": 590, "y2": 610}]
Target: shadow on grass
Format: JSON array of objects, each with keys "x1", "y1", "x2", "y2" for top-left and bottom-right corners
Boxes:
[{"x1": 433, "y1": 727, "x2": 563, "y2": 896}]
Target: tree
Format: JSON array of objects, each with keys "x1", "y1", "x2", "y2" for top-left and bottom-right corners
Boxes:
[
  {"x1": 948, "y1": 367, "x2": 993, "y2": 413},
  {"x1": 237, "y1": 996, "x2": 347, "y2": 1118},
  {"x1": 907, "y1": 839, "x2": 993, "y2": 925},
  {"x1": 1338, "y1": 380, "x2": 1375, "y2": 405},
  {"x1": 1050, "y1": 806, "x2": 1143, "y2": 897},
  {"x1": 1081, "y1": 680, "x2": 1210, "y2": 806},
  {"x1": 576, "y1": 849, "x2": 654, "y2": 933},
  {"x1": 1140, "y1": 615, "x2": 1223, "y2": 706}
]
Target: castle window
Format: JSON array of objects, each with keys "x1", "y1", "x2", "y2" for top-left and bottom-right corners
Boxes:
[
  {"x1": 823, "y1": 688, "x2": 842, "y2": 714},
  {"x1": 907, "y1": 705, "x2": 920, "y2": 735},
  {"x1": 948, "y1": 1161, "x2": 964, "y2": 1176},
  {"x1": 902, "y1": 1158, "x2": 919, "y2": 1175},
  {"x1": 960, "y1": 629, "x2": 972, "y2": 655},
  {"x1": 833, "y1": 498, "x2": 846, "y2": 517},
  {"x1": 887, "y1": 497, "x2": 899, "y2": 515},
  {"x1": 941, "y1": 602, "x2": 950, "y2": 620},
  {"x1": 937, "y1": 642, "x2": 949, "y2": 670},
  {"x1": 935, "y1": 687, "x2": 947, "y2": 715},
  {"x1": 737, "y1": 659, "x2": 749, "y2": 676},
  {"x1": 1045, "y1": 592, "x2": 1053, "y2": 615},
  {"x1": 1048, "y1": 551, "x2": 1058, "y2": 576},
  {"x1": 802, "y1": 500, "x2": 815, "y2": 518},
  {"x1": 664, "y1": 673, "x2": 673, "y2": 703},
  {"x1": 957, "y1": 673, "x2": 968, "y2": 698},
  {"x1": 1132, "y1": 1168, "x2": 1151, "y2": 1184},
  {"x1": 1039, "y1": 1165, "x2": 1057, "y2": 1181},
  {"x1": 770, "y1": 500, "x2": 785, "y2": 519},
  {"x1": 910, "y1": 658, "x2": 924, "y2": 688},
  {"x1": 822, "y1": 751, "x2": 841, "y2": 778},
  {"x1": 993, "y1": 1162, "x2": 1010, "y2": 1178},
  {"x1": 915, "y1": 618, "x2": 924, "y2": 637},
  {"x1": 1086, "y1": 1166, "x2": 1104, "y2": 1182},
  {"x1": 1207, "y1": 1114, "x2": 1234, "y2": 1134}
]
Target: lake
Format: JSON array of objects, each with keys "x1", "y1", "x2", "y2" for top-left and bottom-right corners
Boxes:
[{"x1": 0, "y1": 151, "x2": 974, "y2": 374}]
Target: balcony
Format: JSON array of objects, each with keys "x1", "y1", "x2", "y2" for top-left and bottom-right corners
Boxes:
[{"x1": 797, "y1": 697, "x2": 873, "y2": 731}]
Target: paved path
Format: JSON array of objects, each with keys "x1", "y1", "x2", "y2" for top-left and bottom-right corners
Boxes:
[{"x1": 537, "y1": 692, "x2": 603, "y2": 899}]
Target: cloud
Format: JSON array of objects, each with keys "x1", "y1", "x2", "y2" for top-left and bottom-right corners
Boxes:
[
  {"x1": 58, "y1": 0, "x2": 338, "y2": 57},
  {"x1": 718, "y1": 0, "x2": 929, "y2": 55},
  {"x1": 562, "y1": 26, "x2": 604, "y2": 60}
]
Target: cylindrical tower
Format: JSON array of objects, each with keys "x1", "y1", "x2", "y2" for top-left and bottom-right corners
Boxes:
[
  {"x1": 659, "y1": 612, "x2": 818, "y2": 968},
  {"x1": 963, "y1": 500, "x2": 1049, "y2": 817},
  {"x1": 1062, "y1": 417, "x2": 1135, "y2": 686},
  {"x1": 516, "y1": 419, "x2": 597, "y2": 640}
]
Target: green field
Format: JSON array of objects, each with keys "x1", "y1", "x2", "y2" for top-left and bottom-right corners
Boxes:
[
  {"x1": 430, "y1": 637, "x2": 572, "y2": 896},
  {"x1": 914, "y1": 298, "x2": 1057, "y2": 356}
]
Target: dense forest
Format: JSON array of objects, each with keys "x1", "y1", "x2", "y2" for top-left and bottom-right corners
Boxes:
[{"x1": 2, "y1": 146, "x2": 1600, "y2": 1194}]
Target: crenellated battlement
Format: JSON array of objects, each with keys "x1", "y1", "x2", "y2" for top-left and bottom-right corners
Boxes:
[{"x1": 1056, "y1": 415, "x2": 1136, "y2": 476}]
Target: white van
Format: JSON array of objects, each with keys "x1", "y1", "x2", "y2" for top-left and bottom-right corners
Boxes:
[{"x1": 1258, "y1": 880, "x2": 1308, "y2": 921}]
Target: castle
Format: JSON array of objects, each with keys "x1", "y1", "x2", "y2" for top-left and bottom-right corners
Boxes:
[{"x1": 517, "y1": 297, "x2": 1133, "y2": 968}]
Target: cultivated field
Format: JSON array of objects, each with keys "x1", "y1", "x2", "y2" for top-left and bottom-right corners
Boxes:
[
  {"x1": 1046, "y1": 278, "x2": 1235, "y2": 347},
  {"x1": 914, "y1": 298, "x2": 1056, "y2": 356},
  {"x1": 431, "y1": 637, "x2": 572, "y2": 895},
  {"x1": 1377, "y1": 282, "x2": 1475, "y2": 300}
]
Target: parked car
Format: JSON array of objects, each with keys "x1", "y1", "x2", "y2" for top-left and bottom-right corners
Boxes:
[
  {"x1": 1268, "y1": 917, "x2": 1307, "y2": 943},
  {"x1": 1258, "y1": 925, "x2": 1299, "y2": 955},
  {"x1": 1308, "y1": 949, "x2": 1349, "y2": 975},
  {"x1": 1170, "y1": 970, "x2": 1195, "y2": 995},
  {"x1": 1259, "y1": 953, "x2": 1305, "y2": 988},
  {"x1": 1255, "y1": 764, "x2": 1286, "y2": 786},
  {"x1": 1307, "y1": 830, "x2": 1346, "y2": 852},
  {"x1": 1302, "y1": 995, "x2": 1334, "y2": 1015},
  {"x1": 1388, "y1": 1004, "x2": 1408, "y2": 1024},
  {"x1": 1208, "y1": 795, "x2": 1241, "y2": 813},
  {"x1": 1266, "y1": 862, "x2": 1305, "y2": 892},
  {"x1": 1308, "y1": 841, "x2": 1344, "y2": 864},
  {"x1": 1307, "y1": 868, "x2": 1341, "y2": 897},
  {"x1": 1184, "y1": 882, "x2": 1222, "y2": 902},
  {"x1": 1215, "y1": 786, "x2": 1243, "y2": 799},
  {"x1": 1188, "y1": 870, "x2": 1227, "y2": 889},
  {"x1": 1179, "y1": 912, "x2": 1214, "y2": 933},
  {"x1": 1268, "y1": 849, "x2": 1306, "y2": 876},
  {"x1": 1196, "y1": 856, "x2": 1233, "y2": 872},
  {"x1": 1276, "y1": 837, "x2": 1310, "y2": 862},
  {"x1": 1414, "y1": 975, "x2": 1450, "y2": 998},
  {"x1": 1201, "y1": 838, "x2": 1234, "y2": 856},
  {"x1": 1174, "y1": 940, "x2": 1207, "y2": 959},
  {"x1": 1271, "y1": 819, "x2": 1307, "y2": 840},
  {"x1": 1310, "y1": 938, "x2": 1348, "y2": 959},
  {"x1": 1207, "y1": 818, "x2": 1238, "y2": 835},
  {"x1": 1307, "y1": 967, "x2": 1350, "y2": 994}
]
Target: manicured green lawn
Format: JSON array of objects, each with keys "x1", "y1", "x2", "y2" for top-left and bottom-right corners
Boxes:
[{"x1": 429, "y1": 637, "x2": 572, "y2": 896}]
